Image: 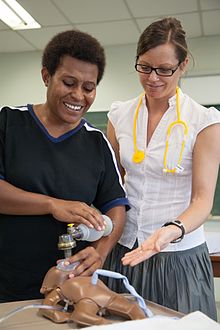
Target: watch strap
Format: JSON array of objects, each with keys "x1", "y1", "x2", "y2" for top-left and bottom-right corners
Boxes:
[{"x1": 163, "y1": 220, "x2": 185, "y2": 243}]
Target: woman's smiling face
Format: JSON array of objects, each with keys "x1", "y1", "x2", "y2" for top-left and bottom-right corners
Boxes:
[
  {"x1": 42, "y1": 55, "x2": 98, "y2": 128},
  {"x1": 137, "y1": 43, "x2": 187, "y2": 100}
]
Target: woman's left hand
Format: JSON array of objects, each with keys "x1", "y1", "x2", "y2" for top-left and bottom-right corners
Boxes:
[
  {"x1": 121, "y1": 225, "x2": 180, "y2": 266},
  {"x1": 62, "y1": 246, "x2": 104, "y2": 277}
]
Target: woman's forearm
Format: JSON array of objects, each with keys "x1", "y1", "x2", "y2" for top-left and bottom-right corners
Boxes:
[
  {"x1": 0, "y1": 179, "x2": 52, "y2": 215},
  {"x1": 92, "y1": 205, "x2": 126, "y2": 262},
  {"x1": 176, "y1": 197, "x2": 213, "y2": 234}
]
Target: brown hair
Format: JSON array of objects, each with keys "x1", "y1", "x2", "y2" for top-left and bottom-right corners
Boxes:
[
  {"x1": 42, "y1": 29, "x2": 105, "y2": 85},
  {"x1": 136, "y1": 17, "x2": 188, "y2": 64}
]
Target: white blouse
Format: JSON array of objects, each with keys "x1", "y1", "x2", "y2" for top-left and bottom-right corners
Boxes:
[{"x1": 108, "y1": 89, "x2": 220, "y2": 251}]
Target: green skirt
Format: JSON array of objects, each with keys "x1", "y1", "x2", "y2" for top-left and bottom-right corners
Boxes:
[{"x1": 103, "y1": 242, "x2": 217, "y2": 320}]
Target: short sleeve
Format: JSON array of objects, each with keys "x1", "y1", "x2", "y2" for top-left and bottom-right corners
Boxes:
[
  {"x1": 92, "y1": 134, "x2": 129, "y2": 213},
  {"x1": 107, "y1": 101, "x2": 122, "y2": 128},
  {"x1": 198, "y1": 106, "x2": 220, "y2": 134}
]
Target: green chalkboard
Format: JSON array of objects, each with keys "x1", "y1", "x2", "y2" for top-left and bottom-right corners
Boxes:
[
  {"x1": 84, "y1": 111, "x2": 108, "y2": 133},
  {"x1": 212, "y1": 168, "x2": 220, "y2": 216},
  {"x1": 84, "y1": 107, "x2": 220, "y2": 215}
]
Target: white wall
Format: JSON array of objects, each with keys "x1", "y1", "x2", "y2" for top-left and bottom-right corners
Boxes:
[
  {"x1": 181, "y1": 75, "x2": 220, "y2": 105},
  {"x1": 181, "y1": 35, "x2": 220, "y2": 105},
  {"x1": 0, "y1": 52, "x2": 44, "y2": 106},
  {"x1": 1, "y1": 35, "x2": 220, "y2": 109}
]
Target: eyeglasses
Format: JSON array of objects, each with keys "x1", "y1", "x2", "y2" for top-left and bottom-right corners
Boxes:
[{"x1": 135, "y1": 62, "x2": 181, "y2": 77}]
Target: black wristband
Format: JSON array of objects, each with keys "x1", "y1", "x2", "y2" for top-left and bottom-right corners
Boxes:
[{"x1": 163, "y1": 220, "x2": 185, "y2": 243}]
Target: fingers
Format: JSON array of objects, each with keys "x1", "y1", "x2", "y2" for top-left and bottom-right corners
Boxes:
[
  {"x1": 51, "y1": 199, "x2": 105, "y2": 231},
  {"x1": 121, "y1": 245, "x2": 155, "y2": 266},
  {"x1": 122, "y1": 253, "x2": 147, "y2": 267},
  {"x1": 121, "y1": 236, "x2": 160, "y2": 266},
  {"x1": 66, "y1": 247, "x2": 102, "y2": 277},
  {"x1": 121, "y1": 229, "x2": 170, "y2": 267},
  {"x1": 70, "y1": 205, "x2": 105, "y2": 230}
]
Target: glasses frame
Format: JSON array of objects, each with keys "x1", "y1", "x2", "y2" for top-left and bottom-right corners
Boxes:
[{"x1": 135, "y1": 62, "x2": 181, "y2": 77}]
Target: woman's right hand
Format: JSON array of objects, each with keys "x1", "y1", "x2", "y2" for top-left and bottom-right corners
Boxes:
[
  {"x1": 121, "y1": 225, "x2": 182, "y2": 266},
  {"x1": 0, "y1": 180, "x2": 105, "y2": 231},
  {"x1": 48, "y1": 199, "x2": 105, "y2": 231}
]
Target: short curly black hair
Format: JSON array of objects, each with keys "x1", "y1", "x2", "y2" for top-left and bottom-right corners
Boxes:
[{"x1": 42, "y1": 29, "x2": 106, "y2": 85}]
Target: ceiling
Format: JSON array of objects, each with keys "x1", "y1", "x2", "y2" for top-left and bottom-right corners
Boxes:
[{"x1": 0, "y1": 0, "x2": 220, "y2": 53}]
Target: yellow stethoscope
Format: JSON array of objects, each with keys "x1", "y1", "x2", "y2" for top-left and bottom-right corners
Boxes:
[{"x1": 132, "y1": 86, "x2": 189, "y2": 174}]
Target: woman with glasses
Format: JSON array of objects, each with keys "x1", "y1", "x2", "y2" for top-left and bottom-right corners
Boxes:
[{"x1": 104, "y1": 17, "x2": 220, "y2": 319}]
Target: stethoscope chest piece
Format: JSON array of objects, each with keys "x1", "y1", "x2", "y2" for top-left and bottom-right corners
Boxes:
[{"x1": 132, "y1": 150, "x2": 145, "y2": 163}]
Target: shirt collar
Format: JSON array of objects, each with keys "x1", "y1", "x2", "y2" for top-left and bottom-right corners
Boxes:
[{"x1": 168, "y1": 87, "x2": 184, "y2": 107}]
